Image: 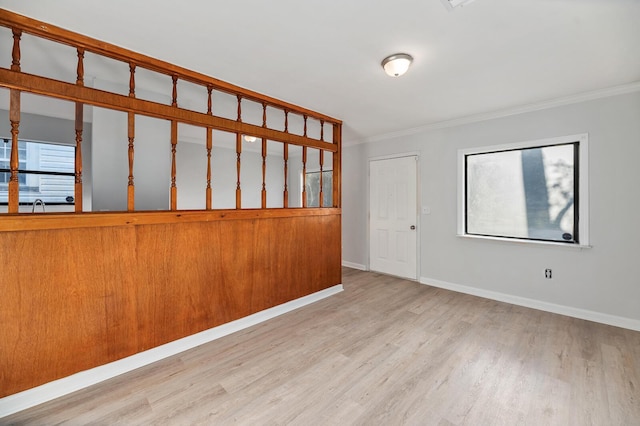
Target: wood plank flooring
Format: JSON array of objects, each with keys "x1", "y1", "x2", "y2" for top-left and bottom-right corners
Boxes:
[{"x1": 4, "y1": 268, "x2": 640, "y2": 425}]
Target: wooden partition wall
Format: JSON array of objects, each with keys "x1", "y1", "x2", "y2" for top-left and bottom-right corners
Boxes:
[{"x1": 0, "y1": 9, "x2": 342, "y2": 398}]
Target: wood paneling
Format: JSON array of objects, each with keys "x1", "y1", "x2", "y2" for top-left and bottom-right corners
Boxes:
[{"x1": 0, "y1": 213, "x2": 341, "y2": 397}]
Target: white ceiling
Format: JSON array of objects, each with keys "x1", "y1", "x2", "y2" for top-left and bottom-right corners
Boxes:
[{"x1": 1, "y1": 0, "x2": 639, "y2": 144}]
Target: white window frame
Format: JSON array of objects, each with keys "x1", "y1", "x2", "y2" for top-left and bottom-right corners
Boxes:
[{"x1": 457, "y1": 133, "x2": 590, "y2": 248}]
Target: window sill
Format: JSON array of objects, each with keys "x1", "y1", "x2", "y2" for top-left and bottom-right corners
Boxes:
[{"x1": 457, "y1": 233, "x2": 592, "y2": 249}]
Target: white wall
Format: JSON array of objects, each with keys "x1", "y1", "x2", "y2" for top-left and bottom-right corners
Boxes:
[{"x1": 342, "y1": 91, "x2": 640, "y2": 324}]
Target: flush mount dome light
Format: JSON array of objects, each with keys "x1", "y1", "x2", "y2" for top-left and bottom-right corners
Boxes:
[
  {"x1": 381, "y1": 53, "x2": 413, "y2": 77},
  {"x1": 243, "y1": 135, "x2": 257, "y2": 142}
]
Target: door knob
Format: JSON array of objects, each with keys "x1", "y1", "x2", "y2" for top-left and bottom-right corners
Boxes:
[{"x1": 410, "y1": 225, "x2": 416, "y2": 230}]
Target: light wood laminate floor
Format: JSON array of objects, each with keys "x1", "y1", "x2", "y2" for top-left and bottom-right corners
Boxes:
[{"x1": 4, "y1": 268, "x2": 640, "y2": 425}]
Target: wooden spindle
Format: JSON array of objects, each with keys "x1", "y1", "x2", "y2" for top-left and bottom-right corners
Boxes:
[
  {"x1": 8, "y1": 89, "x2": 20, "y2": 213},
  {"x1": 76, "y1": 48, "x2": 85, "y2": 86},
  {"x1": 207, "y1": 85, "x2": 213, "y2": 115},
  {"x1": 129, "y1": 62, "x2": 136, "y2": 97},
  {"x1": 262, "y1": 102, "x2": 267, "y2": 128},
  {"x1": 170, "y1": 120, "x2": 177, "y2": 210},
  {"x1": 284, "y1": 109, "x2": 289, "y2": 133},
  {"x1": 320, "y1": 119, "x2": 325, "y2": 141},
  {"x1": 11, "y1": 29, "x2": 21, "y2": 71},
  {"x1": 236, "y1": 133, "x2": 242, "y2": 209},
  {"x1": 206, "y1": 86, "x2": 213, "y2": 210},
  {"x1": 127, "y1": 112, "x2": 135, "y2": 211},
  {"x1": 283, "y1": 143, "x2": 289, "y2": 208},
  {"x1": 261, "y1": 138, "x2": 267, "y2": 208},
  {"x1": 74, "y1": 48, "x2": 85, "y2": 212},
  {"x1": 302, "y1": 146, "x2": 307, "y2": 208},
  {"x1": 319, "y1": 149, "x2": 324, "y2": 208},
  {"x1": 236, "y1": 95, "x2": 242, "y2": 122},
  {"x1": 206, "y1": 127, "x2": 212, "y2": 210},
  {"x1": 332, "y1": 123, "x2": 342, "y2": 208},
  {"x1": 171, "y1": 75, "x2": 178, "y2": 107},
  {"x1": 170, "y1": 78, "x2": 178, "y2": 210},
  {"x1": 303, "y1": 114, "x2": 308, "y2": 137},
  {"x1": 74, "y1": 102, "x2": 84, "y2": 212}
]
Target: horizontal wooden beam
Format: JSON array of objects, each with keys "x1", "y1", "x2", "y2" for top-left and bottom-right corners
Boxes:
[
  {"x1": 0, "y1": 208, "x2": 341, "y2": 232},
  {"x1": 0, "y1": 68, "x2": 338, "y2": 152}
]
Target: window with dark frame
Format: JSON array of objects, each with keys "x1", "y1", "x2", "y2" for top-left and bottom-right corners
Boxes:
[
  {"x1": 0, "y1": 138, "x2": 76, "y2": 207},
  {"x1": 464, "y1": 141, "x2": 579, "y2": 244}
]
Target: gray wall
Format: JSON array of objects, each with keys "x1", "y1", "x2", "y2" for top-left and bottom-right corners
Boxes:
[
  {"x1": 342, "y1": 91, "x2": 640, "y2": 323},
  {"x1": 91, "y1": 80, "x2": 172, "y2": 212},
  {"x1": 176, "y1": 141, "x2": 286, "y2": 210}
]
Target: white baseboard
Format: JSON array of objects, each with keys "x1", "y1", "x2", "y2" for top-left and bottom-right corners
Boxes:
[
  {"x1": 0, "y1": 284, "x2": 344, "y2": 419},
  {"x1": 420, "y1": 276, "x2": 640, "y2": 332},
  {"x1": 342, "y1": 261, "x2": 367, "y2": 271}
]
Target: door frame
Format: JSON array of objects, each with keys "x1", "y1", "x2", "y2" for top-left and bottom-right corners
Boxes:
[{"x1": 368, "y1": 152, "x2": 421, "y2": 280}]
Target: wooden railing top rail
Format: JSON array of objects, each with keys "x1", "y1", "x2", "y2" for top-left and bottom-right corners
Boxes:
[
  {"x1": 0, "y1": 8, "x2": 341, "y2": 126},
  {"x1": 0, "y1": 208, "x2": 341, "y2": 232}
]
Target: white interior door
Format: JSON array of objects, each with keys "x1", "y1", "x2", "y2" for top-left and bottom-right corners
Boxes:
[{"x1": 369, "y1": 156, "x2": 418, "y2": 279}]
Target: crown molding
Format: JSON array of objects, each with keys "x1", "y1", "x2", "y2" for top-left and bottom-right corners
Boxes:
[{"x1": 347, "y1": 81, "x2": 640, "y2": 146}]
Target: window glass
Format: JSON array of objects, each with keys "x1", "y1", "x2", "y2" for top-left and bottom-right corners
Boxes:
[
  {"x1": 465, "y1": 142, "x2": 578, "y2": 243},
  {"x1": 305, "y1": 170, "x2": 333, "y2": 207},
  {"x1": 0, "y1": 139, "x2": 75, "y2": 212}
]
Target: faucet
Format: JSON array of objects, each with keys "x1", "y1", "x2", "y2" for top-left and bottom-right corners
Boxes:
[{"x1": 32, "y1": 199, "x2": 45, "y2": 213}]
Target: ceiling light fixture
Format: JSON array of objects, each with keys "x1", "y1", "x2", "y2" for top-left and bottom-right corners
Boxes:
[
  {"x1": 243, "y1": 135, "x2": 257, "y2": 143},
  {"x1": 381, "y1": 53, "x2": 413, "y2": 77}
]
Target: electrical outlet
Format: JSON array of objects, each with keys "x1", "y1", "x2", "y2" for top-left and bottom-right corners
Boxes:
[{"x1": 544, "y1": 269, "x2": 552, "y2": 279}]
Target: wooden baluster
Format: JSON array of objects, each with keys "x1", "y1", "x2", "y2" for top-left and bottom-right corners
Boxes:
[
  {"x1": 206, "y1": 85, "x2": 213, "y2": 210},
  {"x1": 129, "y1": 62, "x2": 136, "y2": 97},
  {"x1": 236, "y1": 133, "x2": 242, "y2": 209},
  {"x1": 169, "y1": 75, "x2": 178, "y2": 210},
  {"x1": 333, "y1": 123, "x2": 342, "y2": 208},
  {"x1": 74, "y1": 48, "x2": 85, "y2": 212},
  {"x1": 11, "y1": 29, "x2": 21, "y2": 71},
  {"x1": 237, "y1": 95, "x2": 242, "y2": 122},
  {"x1": 284, "y1": 109, "x2": 289, "y2": 133},
  {"x1": 302, "y1": 146, "x2": 307, "y2": 208},
  {"x1": 171, "y1": 75, "x2": 178, "y2": 107},
  {"x1": 8, "y1": 29, "x2": 21, "y2": 213},
  {"x1": 76, "y1": 48, "x2": 85, "y2": 85},
  {"x1": 303, "y1": 114, "x2": 308, "y2": 137},
  {"x1": 261, "y1": 138, "x2": 267, "y2": 209},
  {"x1": 8, "y1": 90, "x2": 20, "y2": 213},
  {"x1": 124, "y1": 62, "x2": 136, "y2": 211},
  {"x1": 261, "y1": 102, "x2": 267, "y2": 208},
  {"x1": 207, "y1": 85, "x2": 213, "y2": 115},
  {"x1": 320, "y1": 119, "x2": 325, "y2": 141},
  {"x1": 262, "y1": 102, "x2": 267, "y2": 129},
  {"x1": 319, "y1": 149, "x2": 324, "y2": 208},
  {"x1": 74, "y1": 106, "x2": 83, "y2": 212},
  {"x1": 206, "y1": 128, "x2": 212, "y2": 210},
  {"x1": 283, "y1": 143, "x2": 289, "y2": 208},
  {"x1": 127, "y1": 113, "x2": 135, "y2": 211},
  {"x1": 170, "y1": 121, "x2": 178, "y2": 210}
]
